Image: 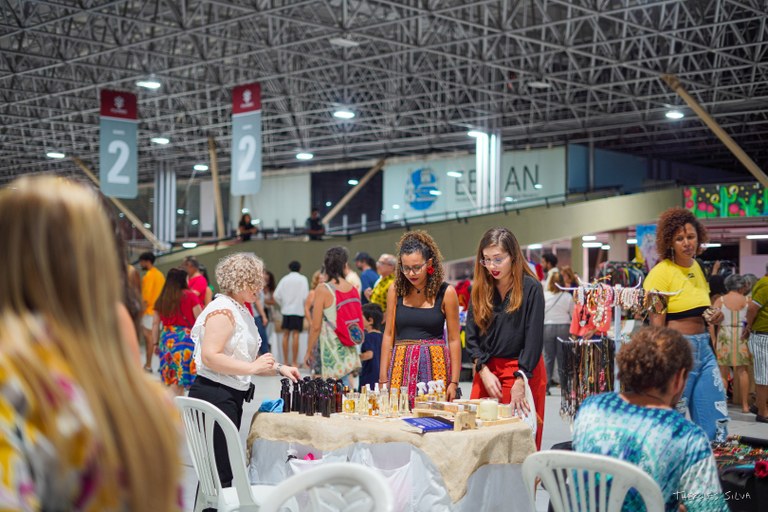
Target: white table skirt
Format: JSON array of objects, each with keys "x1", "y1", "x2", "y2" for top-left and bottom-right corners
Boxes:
[{"x1": 248, "y1": 439, "x2": 532, "y2": 512}]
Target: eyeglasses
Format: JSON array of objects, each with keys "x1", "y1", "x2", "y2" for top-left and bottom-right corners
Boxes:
[
  {"x1": 479, "y1": 255, "x2": 510, "y2": 267},
  {"x1": 401, "y1": 263, "x2": 427, "y2": 275}
]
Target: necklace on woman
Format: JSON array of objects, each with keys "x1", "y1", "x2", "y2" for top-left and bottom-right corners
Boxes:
[
  {"x1": 223, "y1": 294, "x2": 252, "y2": 317},
  {"x1": 413, "y1": 285, "x2": 423, "y2": 294}
]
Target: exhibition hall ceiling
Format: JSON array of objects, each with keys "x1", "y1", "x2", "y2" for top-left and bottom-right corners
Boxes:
[{"x1": 1, "y1": 0, "x2": 767, "y2": 186}]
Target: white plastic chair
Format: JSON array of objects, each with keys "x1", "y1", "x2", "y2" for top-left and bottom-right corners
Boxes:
[
  {"x1": 176, "y1": 396, "x2": 394, "y2": 512},
  {"x1": 176, "y1": 396, "x2": 275, "y2": 511},
  {"x1": 260, "y1": 463, "x2": 394, "y2": 512},
  {"x1": 522, "y1": 450, "x2": 665, "y2": 512}
]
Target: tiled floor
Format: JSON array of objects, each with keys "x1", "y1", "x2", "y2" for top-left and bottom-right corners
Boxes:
[{"x1": 160, "y1": 352, "x2": 768, "y2": 511}]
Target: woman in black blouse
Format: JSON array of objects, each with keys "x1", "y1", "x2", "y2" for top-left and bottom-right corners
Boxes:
[
  {"x1": 466, "y1": 227, "x2": 546, "y2": 448},
  {"x1": 379, "y1": 230, "x2": 461, "y2": 406}
]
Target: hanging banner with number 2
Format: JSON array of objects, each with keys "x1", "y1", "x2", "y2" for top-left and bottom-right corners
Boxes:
[
  {"x1": 99, "y1": 90, "x2": 138, "y2": 199},
  {"x1": 231, "y1": 82, "x2": 262, "y2": 196}
]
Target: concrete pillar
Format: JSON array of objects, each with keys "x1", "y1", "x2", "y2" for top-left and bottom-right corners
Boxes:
[
  {"x1": 607, "y1": 232, "x2": 625, "y2": 262},
  {"x1": 154, "y1": 165, "x2": 177, "y2": 243},
  {"x1": 571, "y1": 237, "x2": 585, "y2": 282}
]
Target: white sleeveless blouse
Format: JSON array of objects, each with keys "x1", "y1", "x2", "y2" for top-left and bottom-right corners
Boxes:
[{"x1": 191, "y1": 294, "x2": 262, "y2": 391}]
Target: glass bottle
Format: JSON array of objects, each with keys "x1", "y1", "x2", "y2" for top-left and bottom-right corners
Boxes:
[{"x1": 399, "y1": 386, "x2": 410, "y2": 415}]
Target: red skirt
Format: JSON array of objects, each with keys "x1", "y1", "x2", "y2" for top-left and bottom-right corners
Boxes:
[{"x1": 470, "y1": 356, "x2": 546, "y2": 450}]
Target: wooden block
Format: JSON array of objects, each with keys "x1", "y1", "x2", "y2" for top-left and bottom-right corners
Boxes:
[
  {"x1": 477, "y1": 416, "x2": 521, "y2": 427},
  {"x1": 453, "y1": 411, "x2": 477, "y2": 431}
]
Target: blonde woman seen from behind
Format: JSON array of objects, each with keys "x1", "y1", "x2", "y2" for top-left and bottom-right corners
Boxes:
[{"x1": 0, "y1": 176, "x2": 181, "y2": 511}]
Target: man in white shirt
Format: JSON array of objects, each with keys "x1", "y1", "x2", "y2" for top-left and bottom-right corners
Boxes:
[{"x1": 274, "y1": 260, "x2": 309, "y2": 367}]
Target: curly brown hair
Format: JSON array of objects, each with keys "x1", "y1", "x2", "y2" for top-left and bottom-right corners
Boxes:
[
  {"x1": 617, "y1": 326, "x2": 693, "y2": 393},
  {"x1": 656, "y1": 207, "x2": 708, "y2": 260},
  {"x1": 394, "y1": 230, "x2": 445, "y2": 301}
]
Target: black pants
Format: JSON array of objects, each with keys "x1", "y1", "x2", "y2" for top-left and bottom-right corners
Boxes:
[{"x1": 188, "y1": 375, "x2": 248, "y2": 487}]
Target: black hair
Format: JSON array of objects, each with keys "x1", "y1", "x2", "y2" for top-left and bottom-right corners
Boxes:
[
  {"x1": 139, "y1": 251, "x2": 155, "y2": 264},
  {"x1": 289, "y1": 260, "x2": 301, "y2": 272},
  {"x1": 324, "y1": 246, "x2": 348, "y2": 281},
  {"x1": 311, "y1": 207, "x2": 320, "y2": 213},
  {"x1": 362, "y1": 303, "x2": 383, "y2": 330},
  {"x1": 184, "y1": 256, "x2": 200, "y2": 269},
  {"x1": 542, "y1": 253, "x2": 558, "y2": 267},
  {"x1": 400, "y1": 236, "x2": 433, "y2": 260}
]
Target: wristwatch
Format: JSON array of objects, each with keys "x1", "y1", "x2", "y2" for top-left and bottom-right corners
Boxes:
[
  {"x1": 475, "y1": 360, "x2": 484, "y2": 372},
  {"x1": 274, "y1": 362, "x2": 283, "y2": 375},
  {"x1": 513, "y1": 370, "x2": 525, "y2": 379}
]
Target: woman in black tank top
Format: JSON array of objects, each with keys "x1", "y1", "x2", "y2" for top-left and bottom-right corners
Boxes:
[{"x1": 379, "y1": 230, "x2": 461, "y2": 406}]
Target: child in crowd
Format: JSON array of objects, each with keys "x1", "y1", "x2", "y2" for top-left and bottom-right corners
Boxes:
[{"x1": 359, "y1": 303, "x2": 384, "y2": 391}]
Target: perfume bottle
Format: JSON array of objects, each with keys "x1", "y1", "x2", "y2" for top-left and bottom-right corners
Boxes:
[
  {"x1": 280, "y1": 378, "x2": 291, "y2": 412},
  {"x1": 291, "y1": 380, "x2": 300, "y2": 413},
  {"x1": 380, "y1": 384, "x2": 390, "y2": 417},
  {"x1": 390, "y1": 387, "x2": 400, "y2": 417},
  {"x1": 399, "y1": 386, "x2": 410, "y2": 415},
  {"x1": 334, "y1": 381, "x2": 343, "y2": 413}
]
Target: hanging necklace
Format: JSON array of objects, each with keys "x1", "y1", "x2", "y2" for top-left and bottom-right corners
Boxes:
[{"x1": 413, "y1": 285, "x2": 423, "y2": 294}]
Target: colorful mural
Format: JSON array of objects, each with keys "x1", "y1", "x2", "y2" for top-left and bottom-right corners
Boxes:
[{"x1": 684, "y1": 183, "x2": 768, "y2": 218}]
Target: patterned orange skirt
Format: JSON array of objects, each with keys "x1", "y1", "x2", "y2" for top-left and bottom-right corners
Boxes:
[{"x1": 387, "y1": 338, "x2": 450, "y2": 407}]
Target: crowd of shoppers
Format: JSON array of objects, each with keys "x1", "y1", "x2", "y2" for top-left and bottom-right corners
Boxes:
[{"x1": 3, "y1": 176, "x2": 756, "y2": 511}]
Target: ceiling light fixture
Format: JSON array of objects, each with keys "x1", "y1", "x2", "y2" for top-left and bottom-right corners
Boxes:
[
  {"x1": 665, "y1": 109, "x2": 684, "y2": 120},
  {"x1": 150, "y1": 136, "x2": 170, "y2": 145},
  {"x1": 504, "y1": 196, "x2": 515, "y2": 202},
  {"x1": 528, "y1": 244, "x2": 543, "y2": 250},
  {"x1": 182, "y1": 242, "x2": 198, "y2": 249},
  {"x1": 534, "y1": 183, "x2": 543, "y2": 189},
  {"x1": 193, "y1": 164, "x2": 209, "y2": 171},
  {"x1": 582, "y1": 235, "x2": 597, "y2": 241},
  {"x1": 582, "y1": 242, "x2": 603, "y2": 248},
  {"x1": 325, "y1": 201, "x2": 332, "y2": 207},
  {"x1": 392, "y1": 204, "x2": 401, "y2": 210},
  {"x1": 467, "y1": 130, "x2": 486, "y2": 138},
  {"x1": 333, "y1": 109, "x2": 355, "y2": 119},
  {"x1": 429, "y1": 190, "x2": 442, "y2": 196},
  {"x1": 528, "y1": 80, "x2": 551, "y2": 89},
  {"x1": 701, "y1": 242, "x2": 721, "y2": 248},
  {"x1": 347, "y1": 179, "x2": 359, "y2": 185},
  {"x1": 447, "y1": 171, "x2": 463, "y2": 178},
  {"x1": 46, "y1": 151, "x2": 66, "y2": 159},
  {"x1": 746, "y1": 234, "x2": 768, "y2": 240},
  {"x1": 627, "y1": 238, "x2": 638, "y2": 245},
  {"x1": 329, "y1": 37, "x2": 359, "y2": 48},
  {"x1": 296, "y1": 152, "x2": 314, "y2": 160},
  {"x1": 136, "y1": 74, "x2": 161, "y2": 90},
  {"x1": 601, "y1": 244, "x2": 611, "y2": 250}
]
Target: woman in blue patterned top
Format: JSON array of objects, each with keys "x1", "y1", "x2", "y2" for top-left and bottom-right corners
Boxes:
[{"x1": 574, "y1": 326, "x2": 728, "y2": 512}]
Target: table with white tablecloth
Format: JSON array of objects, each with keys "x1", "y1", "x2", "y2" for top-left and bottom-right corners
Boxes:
[{"x1": 247, "y1": 412, "x2": 536, "y2": 511}]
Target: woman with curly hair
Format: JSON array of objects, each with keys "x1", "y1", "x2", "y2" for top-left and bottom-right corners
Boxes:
[
  {"x1": 643, "y1": 207, "x2": 729, "y2": 441},
  {"x1": 379, "y1": 230, "x2": 462, "y2": 404},
  {"x1": 465, "y1": 227, "x2": 546, "y2": 448},
  {"x1": 153, "y1": 267, "x2": 202, "y2": 395},
  {"x1": 189, "y1": 252, "x2": 300, "y2": 489},
  {"x1": 574, "y1": 326, "x2": 728, "y2": 511}
]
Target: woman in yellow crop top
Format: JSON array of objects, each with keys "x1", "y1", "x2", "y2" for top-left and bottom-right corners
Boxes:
[{"x1": 643, "y1": 207, "x2": 729, "y2": 441}]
